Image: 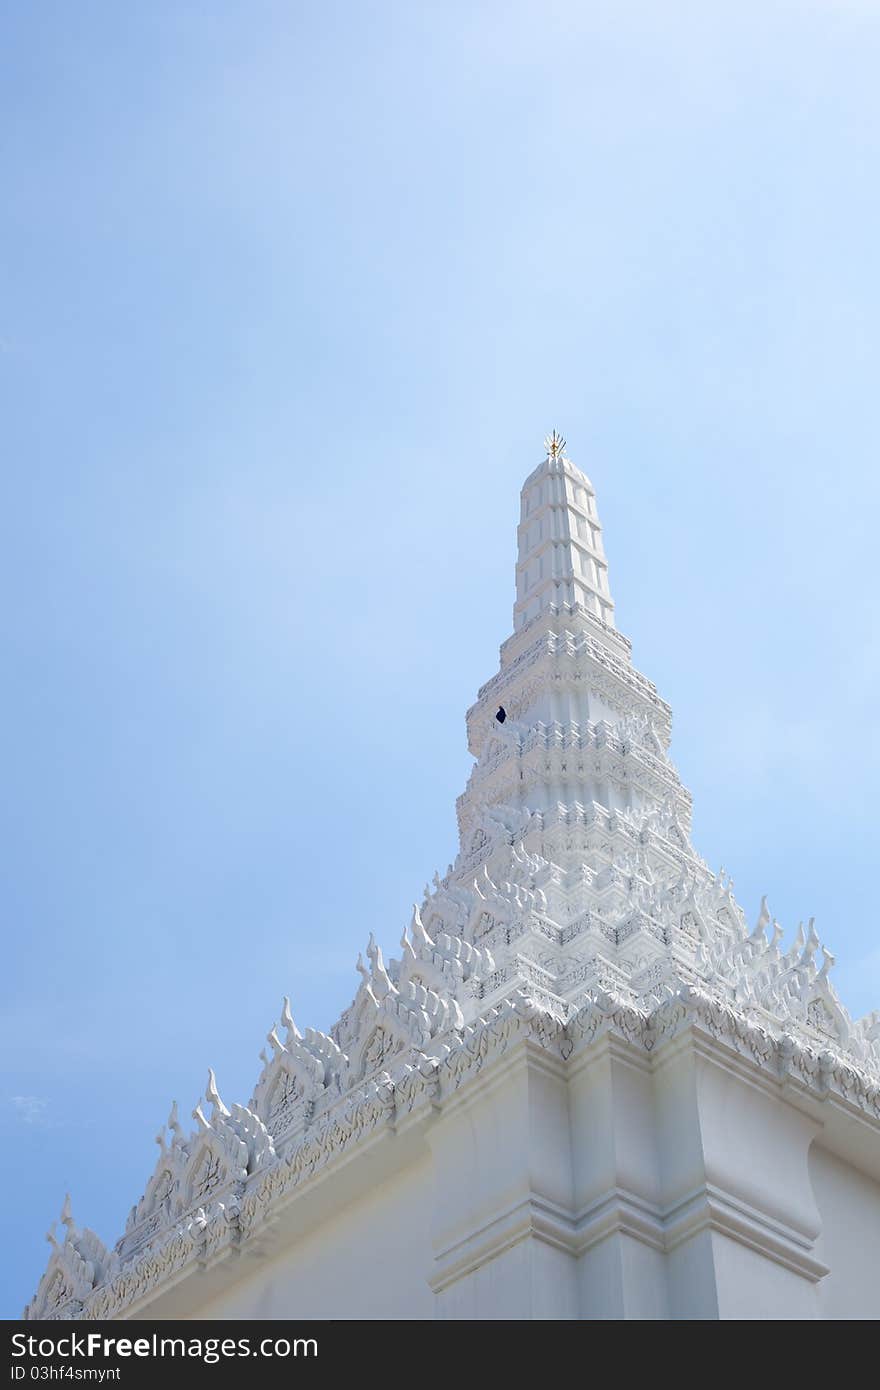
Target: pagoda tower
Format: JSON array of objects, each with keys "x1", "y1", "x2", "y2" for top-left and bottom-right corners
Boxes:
[
  {"x1": 451, "y1": 428, "x2": 701, "y2": 1016},
  {"x1": 26, "y1": 437, "x2": 880, "y2": 1323}
]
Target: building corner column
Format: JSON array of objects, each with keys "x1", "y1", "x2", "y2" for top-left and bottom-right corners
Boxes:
[
  {"x1": 425, "y1": 1040, "x2": 579, "y2": 1320},
  {"x1": 654, "y1": 1032, "x2": 827, "y2": 1319}
]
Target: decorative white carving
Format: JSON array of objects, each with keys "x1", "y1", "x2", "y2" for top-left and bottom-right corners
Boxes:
[{"x1": 27, "y1": 1196, "x2": 119, "y2": 1322}]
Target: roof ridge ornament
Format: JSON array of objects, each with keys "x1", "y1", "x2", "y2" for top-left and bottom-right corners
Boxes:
[{"x1": 543, "y1": 429, "x2": 567, "y2": 461}]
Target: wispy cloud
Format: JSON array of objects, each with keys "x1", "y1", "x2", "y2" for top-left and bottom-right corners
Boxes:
[{"x1": 10, "y1": 1095, "x2": 51, "y2": 1126}]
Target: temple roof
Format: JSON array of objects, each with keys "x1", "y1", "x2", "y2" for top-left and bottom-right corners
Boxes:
[{"x1": 25, "y1": 434, "x2": 880, "y2": 1322}]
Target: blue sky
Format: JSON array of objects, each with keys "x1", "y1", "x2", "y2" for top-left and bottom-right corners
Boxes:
[{"x1": 3, "y1": 1, "x2": 879, "y2": 1317}]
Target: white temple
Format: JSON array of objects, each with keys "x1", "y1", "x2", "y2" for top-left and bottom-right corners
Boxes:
[{"x1": 28, "y1": 435, "x2": 880, "y2": 1321}]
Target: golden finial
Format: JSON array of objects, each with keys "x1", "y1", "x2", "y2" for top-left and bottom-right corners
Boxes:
[{"x1": 543, "y1": 429, "x2": 566, "y2": 460}]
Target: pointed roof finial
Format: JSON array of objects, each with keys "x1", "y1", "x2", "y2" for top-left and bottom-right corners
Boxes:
[{"x1": 543, "y1": 429, "x2": 566, "y2": 461}]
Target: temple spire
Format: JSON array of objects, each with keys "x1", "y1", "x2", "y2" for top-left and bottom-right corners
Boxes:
[{"x1": 514, "y1": 433, "x2": 614, "y2": 632}]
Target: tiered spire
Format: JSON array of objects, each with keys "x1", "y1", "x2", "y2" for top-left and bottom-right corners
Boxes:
[
  {"x1": 514, "y1": 430, "x2": 614, "y2": 632},
  {"x1": 462, "y1": 434, "x2": 676, "y2": 855}
]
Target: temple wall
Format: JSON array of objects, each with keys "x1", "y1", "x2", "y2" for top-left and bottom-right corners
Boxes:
[
  {"x1": 184, "y1": 1151, "x2": 434, "y2": 1322},
  {"x1": 139, "y1": 1043, "x2": 880, "y2": 1323},
  {"x1": 809, "y1": 1143, "x2": 880, "y2": 1321}
]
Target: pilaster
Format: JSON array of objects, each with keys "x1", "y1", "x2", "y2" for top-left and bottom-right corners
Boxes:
[
  {"x1": 427, "y1": 1041, "x2": 579, "y2": 1320},
  {"x1": 654, "y1": 1032, "x2": 826, "y2": 1319}
]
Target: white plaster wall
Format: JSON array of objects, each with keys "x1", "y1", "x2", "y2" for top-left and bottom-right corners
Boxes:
[
  {"x1": 708, "y1": 1231, "x2": 819, "y2": 1321},
  {"x1": 435, "y1": 1240, "x2": 578, "y2": 1321},
  {"x1": 810, "y1": 1144, "x2": 880, "y2": 1321},
  {"x1": 126, "y1": 1053, "x2": 880, "y2": 1323},
  {"x1": 189, "y1": 1153, "x2": 434, "y2": 1322}
]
